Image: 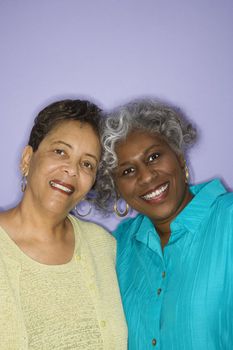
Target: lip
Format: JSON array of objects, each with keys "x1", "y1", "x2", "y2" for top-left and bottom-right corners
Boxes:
[
  {"x1": 49, "y1": 179, "x2": 75, "y2": 195},
  {"x1": 140, "y1": 182, "x2": 169, "y2": 202}
]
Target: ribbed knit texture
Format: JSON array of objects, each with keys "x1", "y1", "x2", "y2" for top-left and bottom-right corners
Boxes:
[
  {"x1": 0, "y1": 215, "x2": 127, "y2": 350},
  {"x1": 19, "y1": 257, "x2": 103, "y2": 349}
]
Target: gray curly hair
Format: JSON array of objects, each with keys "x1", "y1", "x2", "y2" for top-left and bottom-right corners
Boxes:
[{"x1": 94, "y1": 99, "x2": 197, "y2": 213}]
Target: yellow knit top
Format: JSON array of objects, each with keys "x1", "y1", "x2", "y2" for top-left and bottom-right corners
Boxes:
[{"x1": 0, "y1": 215, "x2": 127, "y2": 350}]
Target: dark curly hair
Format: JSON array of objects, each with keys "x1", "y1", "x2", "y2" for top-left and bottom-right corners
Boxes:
[{"x1": 28, "y1": 99, "x2": 101, "y2": 151}]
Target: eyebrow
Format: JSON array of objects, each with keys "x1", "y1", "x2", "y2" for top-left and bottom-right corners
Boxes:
[
  {"x1": 51, "y1": 140, "x2": 72, "y2": 148},
  {"x1": 117, "y1": 143, "x2": 162, "y2": 167},
  {"x1": 51, "y1": 141, "x2": 99, "y2": 162}
]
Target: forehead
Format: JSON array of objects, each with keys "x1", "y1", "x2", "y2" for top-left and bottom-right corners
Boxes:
[
  {"x1": 49, "y1": 119, "x2": 97, "y2": 136},
  {"x1": 116, "y1": 130, "x2": 168, "y2": 151},
  {"x1": 114, "y1": 129, "x2": 180, "y2": 164},
  {"x1": 39, "y1": 120, "x2": 101, "y2": 153},
  {"x1": 41, "y1": 120, "x2": 99, "y2": 143}
]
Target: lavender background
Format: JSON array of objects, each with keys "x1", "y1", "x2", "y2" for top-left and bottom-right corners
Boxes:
[{"x1": 1, "y1": 0, "x2": 232, "y2": 230}]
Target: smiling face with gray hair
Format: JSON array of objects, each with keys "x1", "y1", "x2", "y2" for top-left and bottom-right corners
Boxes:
[
  {"x1": 94, "y1": 99, "x2": 197, "y2": 220},
  {"x1": 113, "y1": 128, "x2": 193, "y2": 239}
]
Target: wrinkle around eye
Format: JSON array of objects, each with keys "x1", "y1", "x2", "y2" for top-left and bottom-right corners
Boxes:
[{"x1": 148, "y1": 152, "x2": 160, "y2": 162}]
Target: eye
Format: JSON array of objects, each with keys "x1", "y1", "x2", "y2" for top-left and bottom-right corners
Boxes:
[
  {"x1": 54, "y1": 149, "x2": 66, "y2": 156},
  {"x1": 122, "y1": 167, "x2": 135, "y2": 176},
  {"x1": 81, "y1": 160, "x2": 95, "y2": 171},
  {"x1": 147, "y1": 152, "x2": 160, "y2": 163}
]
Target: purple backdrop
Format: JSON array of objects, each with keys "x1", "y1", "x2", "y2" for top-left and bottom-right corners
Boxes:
[{"x1": 1, "y1": 0, "x2": 232, "y2": 230}]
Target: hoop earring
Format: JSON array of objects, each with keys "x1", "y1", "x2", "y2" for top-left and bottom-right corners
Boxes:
[
  {"x1": 114, "y1": 198, "x2": 129, "y2": 217},
  {"x1": 74, "y1": 199, "x2": 92, "y2": 217},
  {"x1": 21, "y1": 176, "x2": 27, "y2": 192},
  {"x1": 184, "y1": 163, "x2": 189, "y2": 184}
]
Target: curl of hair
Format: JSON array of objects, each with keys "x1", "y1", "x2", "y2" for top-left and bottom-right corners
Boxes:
[{"x1": 94, "y1": 99, "x2": 197, "y2": 214}]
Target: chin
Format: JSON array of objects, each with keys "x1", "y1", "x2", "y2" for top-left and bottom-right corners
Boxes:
[
  {"x1": 45, "y1": 202, "x2": 71, "y2": 216},
  {"x1": 147, "y1": 206, "x2": 176, "y2": 222}
]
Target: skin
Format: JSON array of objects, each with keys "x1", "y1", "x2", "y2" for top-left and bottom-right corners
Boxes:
[
  {"x1": 114, "y1": 130, "x2": 193, "y2": 248},
  {"x1": 0, "y1": 120, "x2": 101, "y2": 264}
]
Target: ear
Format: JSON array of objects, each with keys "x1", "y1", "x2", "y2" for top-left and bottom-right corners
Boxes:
[
  {"x1": 177, "y1": 154, "x2": 185, "y2": 169},
  {"x1": 113, "y1": 178, "x2": 120, "y2": 197},
  {"x1": 20, "y1": 146, "x2": 33, "y2": 176}
]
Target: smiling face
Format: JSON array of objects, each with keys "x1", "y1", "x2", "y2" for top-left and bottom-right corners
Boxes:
[
  {"x1": 114, "y1": 130, "x2": 192, "y2": 228},
  {"x1": 21, "y1": 120, "x2": 101, "y2": 217}
]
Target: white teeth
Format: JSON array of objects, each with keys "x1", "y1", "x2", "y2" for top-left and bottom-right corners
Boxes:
[
  {"x1": 50, "y1": 181, "x2": 73, "y2": 193},
  {"x1": 142, "y1": 183, "x2": 168, "y2": 200}
]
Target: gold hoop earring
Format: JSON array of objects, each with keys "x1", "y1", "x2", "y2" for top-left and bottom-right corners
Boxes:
[
  {"x1": 114, "y1": 198, "x2": 129, "y2": 217},
  {"x1": 74, "y1": 199, "x2": 92, "y2": 217},
  {"x1": 21, "y1": 176, "x2": 27, "y2": 192},
  {"x1": 184, "y1": 163, "x2": 189, "y2": 184}
]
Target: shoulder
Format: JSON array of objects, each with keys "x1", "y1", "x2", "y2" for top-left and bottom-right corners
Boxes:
[
  {"x1": 213, "y1": 192, "x2": 233, "y2": 214},
  {"x1": 69, "y1": 214, "x2": 115, "y2": 247},
  {"x1": 206, "y1": 192, "x2": 233, "y2": 234},
  {"x1": 212, "y1": 193, "x2": 233, "y2": 231},
  {"x1": 0, "y1": 209, "x2": 15, "y2": 229},
  {"x1": 69, "y1": 215, "x2": 118, "y2": 265},
  {"x1": 113, "y1": 214, "x2": 144, "y2": 241},
  {"x1": 194, "y1": 179, "x2": 233, "y2": 219}
]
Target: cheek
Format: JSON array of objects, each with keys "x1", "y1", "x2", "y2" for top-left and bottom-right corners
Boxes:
[
  {"x1": 173, "y1": 167, "x2": 186, "y2": 195},
  {"x1": 114, "y1": 179, "x2": 124, "y2": 195},
  {"x1": 28, "y1": 157, "x2": 58, "y2": 180},
  {"x1": 80, "y1": 172, "x2": 96, "y2": 188},
  {"x1": 115, "y1": 179, "x2": 134, "y2": 198}
]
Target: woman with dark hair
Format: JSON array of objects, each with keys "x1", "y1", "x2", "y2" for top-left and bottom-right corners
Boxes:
[
  {"x1": 0, "y1": 99, "x2": 127, "y2": 350},
  {"x1": 95, "y1": 99, "x2": 233, "y2": 349}
]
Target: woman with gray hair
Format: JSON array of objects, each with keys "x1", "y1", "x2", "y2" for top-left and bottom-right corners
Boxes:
[{"x1": 95, "y1": 99, "x2": 233, "y2": 349}]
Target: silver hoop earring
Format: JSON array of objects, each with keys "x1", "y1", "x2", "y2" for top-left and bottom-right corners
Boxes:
[
  {"x1": 184, "y1": 163, "x2": 189, "y2": 184},
  {"x1": 114, "y1": 198, "x2": 129, "y2": 217},
  {"x1": 21, "y1": 176, "x2": 27, "y2": 192},
  {"x1": 74, "y1": 199, "x2": 92, "y2": 217}
]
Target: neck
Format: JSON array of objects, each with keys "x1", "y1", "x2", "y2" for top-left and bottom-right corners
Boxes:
[
  {"x1": 155, "y1": 224, "x2": 171, "y2": 249},
  {"x1": 153, "y1": 186, "x2": 193, "y2": 248},
  {"x1": 12, "y1": 197, "x2": 70, "y2": 241}
]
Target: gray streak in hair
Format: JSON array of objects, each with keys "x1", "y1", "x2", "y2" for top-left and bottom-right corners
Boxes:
[{"x1": 94, "y1": 99, "x2": 197, "y2": 214}]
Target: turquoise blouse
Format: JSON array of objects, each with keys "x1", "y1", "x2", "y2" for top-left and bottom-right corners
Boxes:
[{"x1": 113, "y1": 179, "x2": 233, "y2": 350}]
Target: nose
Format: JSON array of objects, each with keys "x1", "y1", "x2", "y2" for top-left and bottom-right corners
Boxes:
[
  {"x1": 62, "y1": 162, "x2": 78, "y2": 177},
  {"x1": 138, "y1": 164, "x2": 157, "y2": 185}
]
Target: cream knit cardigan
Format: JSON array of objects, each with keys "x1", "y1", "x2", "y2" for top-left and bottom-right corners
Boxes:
[{"x1": 0, "y1": 215, "x2": 127, "y2": 349}]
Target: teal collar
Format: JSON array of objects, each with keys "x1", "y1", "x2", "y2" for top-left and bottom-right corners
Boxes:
[
  {"x1": 135, "y1": 179, "x2": 227, "y2": 247},
  {"x1": 170, "y1": 178, "x2": 226, "y2": 234}
]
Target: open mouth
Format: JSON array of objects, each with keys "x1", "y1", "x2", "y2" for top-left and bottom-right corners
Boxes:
[
  {"x1": 49, "y1": 180, "x2": 75, "y2": 195},
  {"x1": 141, "y1": 182, "x2": 169, "y2": 201}
]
